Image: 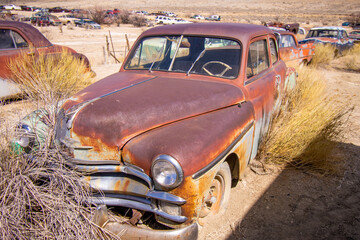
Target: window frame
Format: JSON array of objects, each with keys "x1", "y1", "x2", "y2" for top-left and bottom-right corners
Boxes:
[{"x1": 245, "y1": 36, "x2": 271, "y2": 85}]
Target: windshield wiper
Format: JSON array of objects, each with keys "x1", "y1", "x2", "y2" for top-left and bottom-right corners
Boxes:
[
  {"x1": 186, "y1": 48, "x2": 206, "y2": 76},
  {"x1": 149, "y1": 41, "x2": 167, "y2": 72}
]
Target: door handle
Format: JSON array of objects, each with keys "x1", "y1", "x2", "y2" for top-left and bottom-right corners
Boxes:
[{"x1": 275, "y1": 75, "x2": 281, "y2": 86}]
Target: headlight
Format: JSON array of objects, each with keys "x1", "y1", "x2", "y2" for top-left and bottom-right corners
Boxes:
[
  {"x1": 151, "y1": 154, "x2": 183, "y2": 190},
  {"x1": 15, "y1": 124, "x2": 35, "y2": 148}
]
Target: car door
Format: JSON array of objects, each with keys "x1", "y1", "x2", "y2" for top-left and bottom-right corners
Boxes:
[
  {"x1": 0, "y1": 28, "x2": 30, "y2": 98},
  {"x1": 243, "y1": 36, "x2": 284, "y2": 160},
  {"x1": 0, "y1": 28, "x2": 30, "y2": 79}
]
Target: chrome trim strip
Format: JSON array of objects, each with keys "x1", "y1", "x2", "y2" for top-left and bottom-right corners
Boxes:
[
  {"x1": 95, "y1": 205, "x2": 198, "y2": 240},
  {"x1": 75, "y1": 163, "x2": 153, "y2": 189},
  {"x1": 91, "y1": 196, "x2": 188, "y2": 223},
  {"x1": 70, "y1": 158, "x2": 120, "y2": 165},
  {"x1": 147, "y1": 191, "x2": 186, "y2": 205}
]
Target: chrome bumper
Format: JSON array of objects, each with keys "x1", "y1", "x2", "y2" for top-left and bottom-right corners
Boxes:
[
  {"x1": 94, "y1": 205, "x2": 198, "y2": 240},
  {"x1": 70, "y1": 159, "x2": 188, "y2": 224}
]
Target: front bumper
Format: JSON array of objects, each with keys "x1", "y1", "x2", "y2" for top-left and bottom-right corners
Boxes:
[{"x1": 94, "y1": 205, "x2": 198, "y2": 239}]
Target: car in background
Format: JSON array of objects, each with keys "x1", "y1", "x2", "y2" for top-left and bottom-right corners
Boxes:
[
  {"x1": 16, "y1": 23, "x2": 296, "y2": 239},
  {"x1": 49, "y1": 15, "x2": 62, "y2": 26},
  {"x1": 4, "y1": 4, "x2": 21, "y2": 10},
  {"x1": 298, "y1": 27, "x2": 306, "y2": 35},
  {"x1": 206, "y1": 15, "x2": 221, "y2": 21},
  {"x1": 265, "y1": 22, "x2": 299, "y2": 34},
  {"x1": 174, "y1": 18, "x2": 192, "y2": 24},
  {"x1": 349, "y1": 30, "x2": 360, "y2": 43},
  {"x1": 58, "y1": 14, "x2": 80, "y2": 25},
  {"x1": 191, "y1": 15, "x2": 205, "y2": 20},
  {"x1": 155, "y1": 15, "x2": 176, "y2": 24},
  {"x1": 271, "y1": 28, "x2": 315, "y2": 66},
  {"x1": 49, "y1": 7, "x2": 71, "y2": 13},
  {"x1": 298, "y1": 26, "x2": 354, "y2": 53},
  {"x1": 0, "y1": 21, "x2": 92, "y2": 99},
  {"x1": 31, "y1": 16, "x2": 50, "y2": 26},
  {"x1": 74, "y1": 19, "x2": 101, "y2": 29}
]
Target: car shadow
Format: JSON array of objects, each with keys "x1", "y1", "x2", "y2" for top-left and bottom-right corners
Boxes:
[{"x1": 226, "y1": 141, "x2": 360, "y2": 240}]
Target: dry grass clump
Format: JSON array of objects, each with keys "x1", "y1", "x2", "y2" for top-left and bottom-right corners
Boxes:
[
  {"x1": 260, "y1": 66, "x2": 349, "y2": 175},
  {"x1": 9, "y1": 49, "x2": 94, "y2": 108},
  {"x1": 342, "y1": 44, "x2": 360, "y2": 72},
  {"x1": 1, "y1": 50, "x2": 118, "y2": 239},
  {"x1": 8, "y1": 49, "x2": 94, "y2": 132},
  {"x1": 0, "y1": 122, "x2": 107, "y2": 239},
  {"x1": 310, "y1": 44, "x2": 336, "y2": 67}
]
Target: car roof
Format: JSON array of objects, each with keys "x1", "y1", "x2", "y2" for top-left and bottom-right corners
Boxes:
[
  {"x1": 310, "y1": 26, "x2": 346, "y2": 31},
  {"x1": 0, "y1": 20, "x2": 51, "y2": 47},
  {"x1": 139, "y1": 23, "x2": 273, "y2": 44}
]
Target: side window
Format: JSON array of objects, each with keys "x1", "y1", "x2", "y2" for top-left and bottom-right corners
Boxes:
[
  {"x1": 269, "y1": 38, "x2": 278, "y2": 64},
  {"x1": 341, "y1": 31, "x2": 348, "y2": 38},
  {"x1": 247, "y1": 39, "x2": 269, "y2": 78},
  {"x1": 12, "y1": 31, "x2": 29, "y2": 48},
  {"x1": 0, "y1": 29, "x2": 15, "y2": 49},
  {"x1": 289, "y1": 36, "x2": 297, "y2": 47}
]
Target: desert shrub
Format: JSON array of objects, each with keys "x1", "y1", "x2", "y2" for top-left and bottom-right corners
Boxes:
[
  {"x1": 8, "y1": 49, "x2": 94, "y2": 124},
  {"x1": 259, "y1": 66, "x2": 349, "y2": 175},
  {"x1": 310, "y1": 44, "x2": 336, "y2": 67},
  {"x1": 1, "y1": 50, "x2": 117, "y2": 239},
  {"x1": 90, "y1": 7, "x2": 107, "y2": 24},
  {"x1": 342, "y1": 44, "x2": 360, "y2": 72},
  {"x1": 0, "y1": 117, "x2": 118, "y2": 239},
  {"x1": 130, "y1": 15, "x2": 147, "y2": 27},
  {"x1": 118, "y1": 10, "x2": 131, "y2": 24}
]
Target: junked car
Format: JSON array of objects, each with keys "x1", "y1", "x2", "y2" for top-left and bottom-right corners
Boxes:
[
  {"x1": 349, "y1": 30, "x2": 360, "y2": 43},
  {"x1": 0, "y1": 21, "x2": 92, "y2": 99},
  {"x1": 271, "y1": 28, "x2": 315, "y2": 66},
  {"x1": 14, "y1": 23, "x2": 296, "y2": 239},
  {"x1": 74, "y1": 19, "x2": 101, "y2": 29},
  {"x1": 299, "y1": 26, "x2": 354, "y2": 53}
]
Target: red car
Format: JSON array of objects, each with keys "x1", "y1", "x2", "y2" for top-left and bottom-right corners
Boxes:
[
  {"x1": 0, "y1": 21, "x2": 91, "y2": 99},
  {"x1": 15, "y1": 23, "x2": 296, "y2": 239},
  {"x1": 271, "y1": 28, "x2": 315, "y2": 66}
]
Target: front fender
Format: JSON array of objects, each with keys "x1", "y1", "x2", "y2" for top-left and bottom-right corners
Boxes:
[{"x1": 122, "y1": 102, "x2": 255, "y2": 221}]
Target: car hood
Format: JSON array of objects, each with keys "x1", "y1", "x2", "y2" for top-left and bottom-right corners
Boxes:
[
  {"x1": 63, "y1": 72, "x2": 245, "y2": 150},
  {"x1": 299, "y1": 37, "x2": 349, "y2": 44}
]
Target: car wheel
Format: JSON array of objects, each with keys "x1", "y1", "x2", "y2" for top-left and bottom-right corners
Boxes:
[{"x1": 199, "y1": 161, "x2": 231, "y2": 218}]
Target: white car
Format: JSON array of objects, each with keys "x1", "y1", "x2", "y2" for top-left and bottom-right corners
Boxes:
[
  {"x1": 4, "y1": 4, "x2": 21, "y2": 10},
  {"x1": 174, "y1": 18, "x2": 192, "y2": 24},
  {"x1": 191, "y1": 15, "x2": 205, "y2": 20},
  {"x1": 155, "y1": 16, "x2": 176, "y2": 25}
]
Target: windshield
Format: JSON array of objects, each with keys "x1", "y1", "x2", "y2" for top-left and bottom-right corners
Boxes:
[
  {"x1": 125, "y1": 35, "x2": 241, "y2": 79},
  {"x1": 307, "y1": 29, "x2": 340, "y2": 38}
]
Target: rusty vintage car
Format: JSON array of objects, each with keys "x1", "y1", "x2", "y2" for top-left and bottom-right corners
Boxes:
[
  {"x1": 0, "y1": 20, "x2": 91, "y2": 99},
  {"x1": 270, "y1": 28, "x2": 315, "y2": 66},
  {"x1": 15, "y1": 23, "x2": 296, "y2": 239},
  {"x1": 298, "y1": 26, "x2": 354, "y2": 53}
]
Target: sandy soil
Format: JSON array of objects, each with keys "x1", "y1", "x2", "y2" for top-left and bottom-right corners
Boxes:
[{"x1": 3, "y1": 1, "x2": 360, "y2": 239}]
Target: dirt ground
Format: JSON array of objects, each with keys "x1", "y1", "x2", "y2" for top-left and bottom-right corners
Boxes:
[{"x1": 3, "y1": 0, "x2": 360, "y2": 239}]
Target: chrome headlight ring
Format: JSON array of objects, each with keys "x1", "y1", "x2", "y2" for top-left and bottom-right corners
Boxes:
[
  {"x1": 15, "y1": 124, "x2": 36, "y2": 148},
  {"x1": 151, "y1": 154, "x2": 184, "y2": 190}
]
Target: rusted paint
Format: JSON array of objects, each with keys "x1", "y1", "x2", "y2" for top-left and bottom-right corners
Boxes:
[
  {"x1": 273, "y1": 30, "x2": 315, "y2": 66},
  {"x1": 70, "y1": 75, "x2": 245, "y2": 162},
  {"x1": 122, "y1": 103, "x2": 254, "y2": 177},
  {"x1": 0, "y1": 21, "x2": 92, "y2": 99},
  {"x1": 54, "y1": 23, "x2": 294, "y2": 234}
]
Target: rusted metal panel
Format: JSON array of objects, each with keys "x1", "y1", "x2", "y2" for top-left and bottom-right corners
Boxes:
[
  {"x1": 0, "y1": 21, "x2": 52, "y2": 47},
  {"x1": 50, "y1": 23, "x2": 293, "y2": 236},
  {"x1": 122, "y1": 102, "x2": 254, "y2": 176},
  {"x1": 70, "y1": 75, "x2": 245, "y2": 162}
]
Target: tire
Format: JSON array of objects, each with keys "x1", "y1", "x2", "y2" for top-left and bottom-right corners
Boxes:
[{"x1": 200, "y1": 161, "x2": 231, "y2": 218}]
